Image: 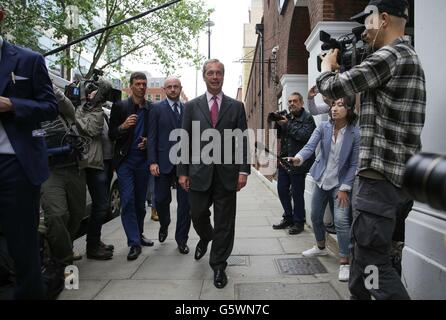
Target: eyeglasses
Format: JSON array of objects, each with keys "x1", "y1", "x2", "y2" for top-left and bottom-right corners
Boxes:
[{"x1": 165, "y1": 85, "x2": 181, "y2": 90}]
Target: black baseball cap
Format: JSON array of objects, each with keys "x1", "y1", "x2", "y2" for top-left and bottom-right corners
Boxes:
[{"x1": 350, "y1": 0, "x2": 409, "y2": 24}]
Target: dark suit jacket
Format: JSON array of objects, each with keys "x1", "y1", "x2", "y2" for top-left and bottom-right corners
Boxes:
[
  {"x1": 0, "y1": 41, "x2": 58, "y2": 185},
  {"x1": 108, "y1": 97, "x2": 150, "y2": 169},
  {"x1": 177, "y1": 94, "x2": 250, "y2": 192},
  {"x1": 148, "y1": 99, "x2": 184, "y2": 174}
]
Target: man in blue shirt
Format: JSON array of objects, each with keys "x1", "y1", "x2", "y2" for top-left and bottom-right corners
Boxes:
[{"x1": 109, "y1": 72, "x2": 153, "y2": 261}]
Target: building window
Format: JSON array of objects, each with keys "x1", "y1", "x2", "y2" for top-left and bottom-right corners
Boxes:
[
  {"x1": 155, "y1": 94, "x2": 161, "y2": 101},
  {"x1": 147, "y1": 94, "x2": 153, "y2": 102}
]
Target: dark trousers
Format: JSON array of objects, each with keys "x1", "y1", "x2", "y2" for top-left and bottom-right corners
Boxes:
[
  {"x1": 189, "y1": 171, "x2": 237, "y2": 271},
  {"x1": 117, "y1": 157, "x2": 148, "y2": 247},
  {"x1": 349, "y1": 176, "x2": 411, "y2": 300},
  {"x1": 154, "y1": 169, "x2": 191, "y2": 246},
  {"x1": 0, "y1": 155, "x2": 45, "y2": 299},
  {"x1": 277, "y1": 166, "x2": 306, "y2": 225},
  {"x1": 86, "y1": 163, "x2": 110, "y2": 247},
  {"x1": 41, "y1": 166, "x2": 86, "y2": 262}
]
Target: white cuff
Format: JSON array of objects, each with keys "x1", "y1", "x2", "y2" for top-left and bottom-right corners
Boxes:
[{"x1": 339, "y1": 184, "x2": 352, "y2": 192}]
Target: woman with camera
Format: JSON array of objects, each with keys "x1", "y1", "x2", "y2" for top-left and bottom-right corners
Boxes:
[{"x1": 286, "y1": 96, "x2": 359, "y2": 282}]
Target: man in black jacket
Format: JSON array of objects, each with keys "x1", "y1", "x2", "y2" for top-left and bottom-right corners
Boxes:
[
  {"x1": 109, "y1": 72, "x2": 154, "y2": 261},
  {"x1": 272, "y1": 92, "x2": 316, "y2": 235}
]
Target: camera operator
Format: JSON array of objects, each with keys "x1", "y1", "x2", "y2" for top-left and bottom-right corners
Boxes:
[
  {"x1": 317, "y1": 0, "x2": 426, "y2": 300},
  {"x1": 271, "y1": 92, "x2": 316, "y2": 235},
  {"x1": 40, "y1": 85, "x2": 87, "y2": 268},
  {"x1": 75, "y1": 81, "x2": 114, "y2": 260}
]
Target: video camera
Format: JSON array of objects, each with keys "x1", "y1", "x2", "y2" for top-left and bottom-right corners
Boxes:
[
  {"x1": 403, "y1": 153, "x2": 446, "y2": 212},
  {"x1": 267, "y1": 109, "x2": 291, "y2": 123},
  {"x1": 64, "y1": 69, "x2": 121, "y2": 107},
  {"x1": 317, "y1": 26, "x2": 368, "y2": 72}
]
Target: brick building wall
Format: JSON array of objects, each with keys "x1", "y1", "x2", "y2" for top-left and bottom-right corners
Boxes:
[{"x1": 245, "y1": 0, "x2": 368, "y2": 132}]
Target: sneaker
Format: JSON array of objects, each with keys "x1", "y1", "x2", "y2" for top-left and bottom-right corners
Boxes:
[
  {"x1": 302, "y1": 246, "x2": 328, "y2": 257},
  {"x1": 288, "y1": 224, "x2": 304, "y2": 235},
  {"x1": 338, "y1": 264, "x2": 350, "y2": 282},
  {"x1": 272, "y1": 219, "x2": 293, "y2": 230}
]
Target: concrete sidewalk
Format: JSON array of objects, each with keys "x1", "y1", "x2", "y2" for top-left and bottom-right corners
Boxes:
[{"x1": 60, "y1": 172, "x2": 349, "y2": 300}]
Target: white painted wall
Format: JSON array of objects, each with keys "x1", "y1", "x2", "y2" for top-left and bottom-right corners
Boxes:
[{"x1": 402, "y1": 0, "x2": 446, "y2": 299}]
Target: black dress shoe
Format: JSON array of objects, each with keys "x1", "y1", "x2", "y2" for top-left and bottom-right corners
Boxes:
[
  {"x1": 178, "y1": 244, "x2": 190, "y2": 254},
  {"x1": 127, "y1": 245, "x2": 142, "y2": 261},
  {"x1": 288, "y1": 223, "x2": 304, "y2": 235},
  {"x1": 214, "y1": 269, "x2": 228, "y2": 289},
  {"x1": 99, "y1": 240, "x2": 114, "y2": 251},
  {"x1": 194, "y1": 239, "x2": 208, "y2": 260},
  {"x1": 272, "y1": 219, "x2": 293, "y2": 230},
  {"x1": 158, "y1": 227, "x2": 168, "y2": 243},
  {"x1": 141, "y1": 235, "x2": 154, "y2": 247},
  {"x1": 87, "y1": 245, "x2": 113, "y2": 260}
]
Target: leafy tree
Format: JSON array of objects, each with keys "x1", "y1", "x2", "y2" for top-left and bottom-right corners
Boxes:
[{"x1": 2, "y1": 0, "x2": 211, "y2": 80}]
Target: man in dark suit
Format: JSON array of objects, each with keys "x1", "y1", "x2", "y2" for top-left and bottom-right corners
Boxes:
[
  {"x1": 148, "y1": 77, "x2": 191, "y2": 254},
  {"x1": 109, "y1": 72, "x2": 154, "y2": 261},
  {"x1": 0, "y1": 6, "x2": 58, "y2": 299},
  {"x1": 178, "y1": 59, "x2": 250, "y2": 289}
]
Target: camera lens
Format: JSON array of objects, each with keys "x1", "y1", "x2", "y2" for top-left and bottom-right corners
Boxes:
[{"x1": 404, "y1": 153, "x2": 446, "y2": 211}]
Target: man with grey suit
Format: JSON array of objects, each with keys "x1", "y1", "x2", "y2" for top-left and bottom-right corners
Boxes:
[{"x1": 178, "y1": 59, "x2": 250, "y2": 289}]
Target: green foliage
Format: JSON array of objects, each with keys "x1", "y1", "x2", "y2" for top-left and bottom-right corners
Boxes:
[{"x1": 1, "y1": 0, "x2": 211, "y2": 79}]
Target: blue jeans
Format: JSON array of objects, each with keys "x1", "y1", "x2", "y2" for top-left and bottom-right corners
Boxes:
[
  {"x1": 311, "y1": 185, "x2": 352, "y2": 257},
  {"x1": 277, "y1": 166, "x2": 306, "y2": 224},
  {"x1": 117, "y1": 154, "x2": 149, "y2": 247}
]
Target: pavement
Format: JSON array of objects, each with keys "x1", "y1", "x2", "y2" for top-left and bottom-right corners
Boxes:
[{"x1": 60, "y1": 171, "x2": 349, "y2": 300}]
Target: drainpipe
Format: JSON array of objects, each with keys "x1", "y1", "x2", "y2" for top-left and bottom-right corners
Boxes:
[{"x1": 256, "y1": 23, "x2": 264, "y2": 129}]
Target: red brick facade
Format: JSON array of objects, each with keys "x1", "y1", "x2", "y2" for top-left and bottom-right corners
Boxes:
[{"x1": 245, "y1": 0, "x2": 368, "y2": 132}]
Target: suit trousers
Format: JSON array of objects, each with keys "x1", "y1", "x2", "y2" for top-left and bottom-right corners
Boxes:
[
  {"x1": 41, "y1": 166, "x2": 86, "y2": 263},
  {"x1": 117, "y1": 154, "x2": 149, "y2": 247},
  {"x1": 189, "y1": 170, "x2": 237, "y2": 271},
  {"x1": 154, "y1": 169, "x2": 191, "y2": 246},
  {"x1": 0, "y1": 155, "x2": 45, "y2": 299}
]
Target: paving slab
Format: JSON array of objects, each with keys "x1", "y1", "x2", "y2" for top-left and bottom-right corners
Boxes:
[
  {"x1": 58, "y1": 280, "x2": 109, "y2": 300},
  {"x1": 74, "y1": 255, "x2": 147, "y2": 280},
  {"x1": 235, "y1": 282, "x2": 341, "y2": 300},
  {"x1": 94, "y1": 280, "x2": 203, "y2": 300},
  {"x1": 131, "y1": 255, "x2": 213, "y2": 280},
  {"x1": 231, "y1": 238, "x2": 284, "y2": 255}
]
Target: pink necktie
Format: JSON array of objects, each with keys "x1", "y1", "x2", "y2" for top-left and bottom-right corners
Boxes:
[{"x1": 210, "y1": 96, "x2": 219, "y2": 127}]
